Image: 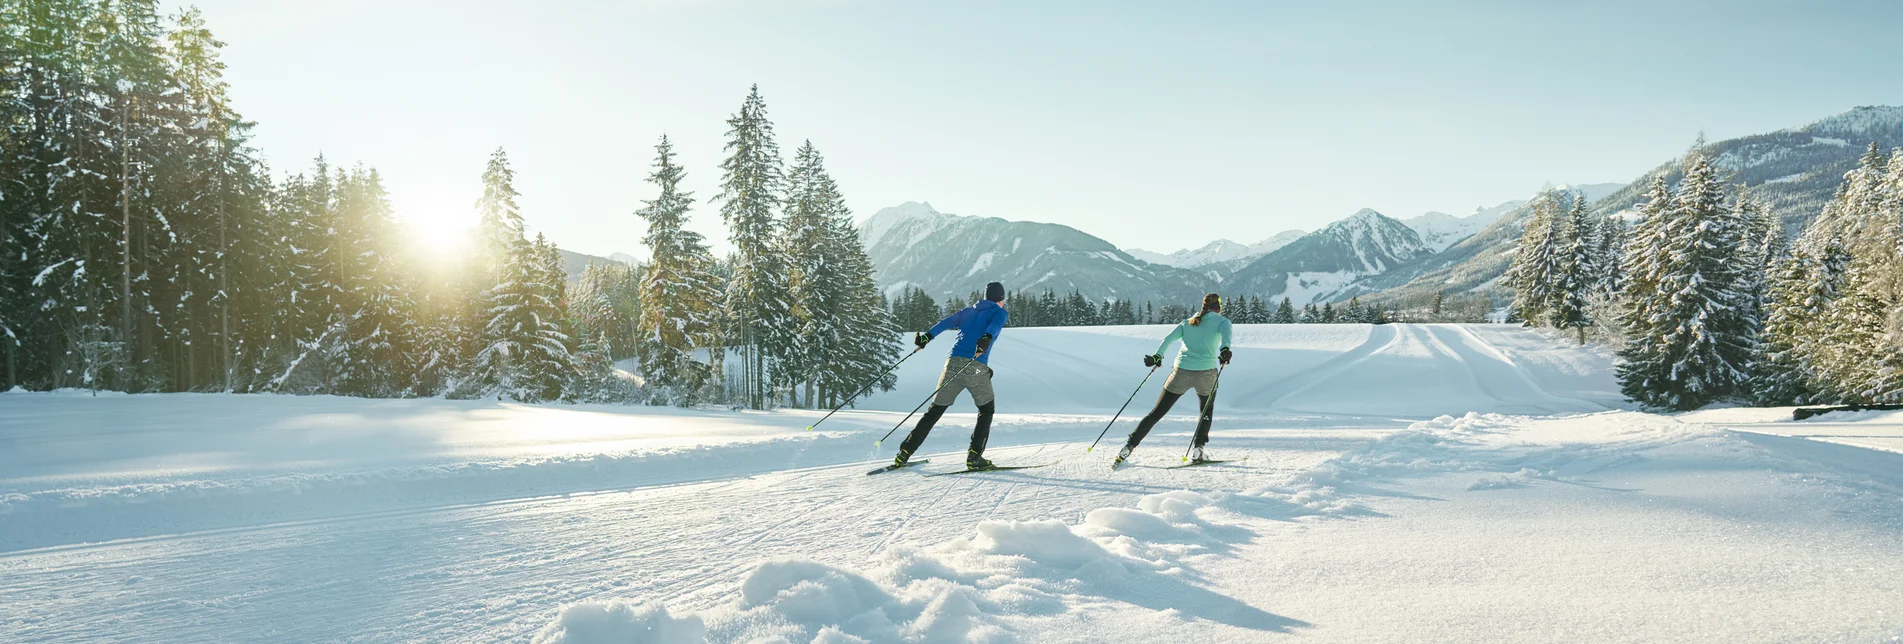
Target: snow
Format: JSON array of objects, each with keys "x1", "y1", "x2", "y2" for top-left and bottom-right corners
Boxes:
[
  {"x1": 1278, "y1": 271, "x2": 1360, "y2": 307},
  {"x1": 5, "y1": 324, "x2": 1902, "y2": 642},
  {"x1": 1125, "y1": 232, "x2": 1304, "y2": 269},
  {"x1": 962, "y1": 252, "x2": 996, "y2": 278}
]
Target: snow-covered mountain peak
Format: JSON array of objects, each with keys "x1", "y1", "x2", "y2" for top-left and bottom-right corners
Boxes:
[
  {"x1": 1328, "y1": 208, "x2": 1400, "y2": 235},
  {"x1": 859, "y1": 201, "x2": 962, "y2": 251},
  {"x1": 1127, "y1": 230, "x2": 1304, "y2": 269},
  {"x1": 1345, "y1": 207, "x2": 1385, "y2": 222}
]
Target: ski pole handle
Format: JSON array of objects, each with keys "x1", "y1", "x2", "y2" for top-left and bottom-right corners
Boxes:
[
  {"x1": 1088, "y1": 364, "x2": 1161, "y2": 452},
  {"x1": 808, "y1": 346, "x2": 921, "y2": 432}
]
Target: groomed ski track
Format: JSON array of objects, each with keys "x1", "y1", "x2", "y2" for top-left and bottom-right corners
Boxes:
[{"x1": 8, "y1": 324, "x2": 1901, "y2": 642}]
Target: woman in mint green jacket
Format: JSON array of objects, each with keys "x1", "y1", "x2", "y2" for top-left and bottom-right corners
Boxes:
[{"x1": 1115, "y1": 293, "x2": 1233, "y2": 469}]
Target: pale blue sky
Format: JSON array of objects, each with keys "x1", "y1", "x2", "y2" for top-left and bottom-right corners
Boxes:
[{"x1": 186, "y1": 0, "x2": 1903, "y2": 258}]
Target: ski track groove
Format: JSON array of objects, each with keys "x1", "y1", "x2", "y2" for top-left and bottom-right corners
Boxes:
[
  {"x1": 1442, "y1": 324, "x2": 1604, "y2": 411},
  {"x1": 1257, "y1": 324, "x2": 1405, "y2": 411}
]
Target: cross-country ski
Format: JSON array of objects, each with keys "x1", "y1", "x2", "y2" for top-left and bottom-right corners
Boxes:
[
  {"x1": 1164, "y1": 456, "x2": 1249, "y2": 469},
  {"x1": 864, "y1": 459, "x2": 930, "y2": 476},
  {"x1": 921, "y1": 463, "x2": 1054, "y2": 477},
  {"x1": 5, "y1": 4, "x2": 1901, "y2": 642}
]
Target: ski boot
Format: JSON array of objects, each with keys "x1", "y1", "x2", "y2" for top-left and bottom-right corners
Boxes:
[
  {"x1": 966, "y1": 452, "x2": 995, "y2": 471},
  {"x1": 893, "y1": 450, "x2": 913, "y2": 468},
  {"x1": 1112, "y1": 445, "x2": 1133, "y2": 470},
  {"x1": 1189, "y1": 445, "x2": 1208, "y2": 463}
]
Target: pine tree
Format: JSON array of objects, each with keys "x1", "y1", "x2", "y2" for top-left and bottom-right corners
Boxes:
[
  {"x1": 634, "y1": 136, "x2": 721, "y2": 405},
  {"x1": 779, "y1": 141, "x2": 837, "y2": 407},
  {"x1": 716, "y1": 86, "x2": 790, "y2": 408},
  {"x1": 1751, "y1": 236, "x2": 1822, "y2": 405},
  {"x1": 569, "y1": 262, "x2": 639, "y2": 359},
  {"x1": 817, "y1": 180, "x2": 901, "y2": 409},
  {"x1": 470, "y1": 151, "x2": 572, "y2": 401},
  {"x1": 1551, "y1": 191, "x2": 1593, "y2": 341},
  {"x1": 1803, "y1": 148, "x2": 1903, "y2": 403},
  {"x1": 1506, "y1": 189, "x2": 1566, "y2": 327},
  {"x1": 1594, "y1": 216, "x2": 1627, "y2": 296},
  {"x1": 330, "y1": 167, "x2": 417, "y2": 396},
  {"x1": 1274, "y1": 297, "x2": 1296, "y2": 324},
  {"x1": 1616, "y1": 152, "x2": 1756, "y2": 410}
]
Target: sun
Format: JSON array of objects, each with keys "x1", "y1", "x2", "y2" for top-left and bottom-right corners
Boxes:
[{"x1": 392, "y1": 192, "x2": 478, "y2": 264}]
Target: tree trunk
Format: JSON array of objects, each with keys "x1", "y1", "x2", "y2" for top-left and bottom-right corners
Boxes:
[
  {"x1": 219, "y1": 140, "x2": 231, "y2": 391},
  {"x1": 120, "y1": 95, "x2": 134, "y2": 377}
]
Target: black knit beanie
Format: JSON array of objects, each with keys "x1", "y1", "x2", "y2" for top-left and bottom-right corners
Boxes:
[{"x1": 985, "y1": 282, "x2": 1006, "y2": 302}]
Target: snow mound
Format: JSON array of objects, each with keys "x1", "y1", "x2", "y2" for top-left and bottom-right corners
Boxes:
[
  {"x1": 971, "y1": 519, "x2": 1111, "y2": 569},
  {"x1": 532, "y1": 600, "x2": 704, "y2": 644},
  {"x1": 1467, "y1": 467, "x2": 1558, "y2": 490},
  {"x1": 534, "y1": 484, "x2": 1307, "y2": 640},
  {"x1": 561, "y1": 557, "x2": 1010, "y2": 643}
]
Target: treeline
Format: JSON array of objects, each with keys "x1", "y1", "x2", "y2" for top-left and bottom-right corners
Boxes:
[
  {"x1": 1510, "y1": 142, "x2": 1903, "y2": 410},
  {"x1": 888, "y1": 286, "x2": 1395, "y2": 330},
  {"x1": 0, "y1": 2, "x2": 898, "y2": 408}
]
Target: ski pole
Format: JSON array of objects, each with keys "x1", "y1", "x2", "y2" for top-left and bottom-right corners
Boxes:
[
  {"x1": 876, "y1": 359, "x2": 977, "y2": 446},
  {"x1": 1087, "y1": 364, "x2": 1161, "y2": 452},
  {"x1": 1185, "y1": 364, "x2": 1226, "y2": 462},
  {"x1": 807, "y1": 346, "x2": 923, "y2": 432}
]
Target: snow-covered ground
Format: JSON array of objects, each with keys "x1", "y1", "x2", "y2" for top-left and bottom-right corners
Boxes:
[{"x1": 3, "y1": 324, "x2": 1900, "y2": 643}]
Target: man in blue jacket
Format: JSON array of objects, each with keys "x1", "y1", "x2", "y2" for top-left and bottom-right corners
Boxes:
[{"x1": 894, "y1": 281, "x2": 1010, "y2": 470}]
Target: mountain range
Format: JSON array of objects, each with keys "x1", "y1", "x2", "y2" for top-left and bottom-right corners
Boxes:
[{"x1": 855, "y1": 106, "x2": 1900, "y2": 310}]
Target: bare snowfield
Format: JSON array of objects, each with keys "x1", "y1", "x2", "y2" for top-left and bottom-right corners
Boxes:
[{"x1": 2, "y1": 324, "x2": 1900, "y2": 643}]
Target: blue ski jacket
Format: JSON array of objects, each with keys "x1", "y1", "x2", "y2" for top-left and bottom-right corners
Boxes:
[{"x1": 929, "y1": 300, "x2": 1009, "y2": 364}]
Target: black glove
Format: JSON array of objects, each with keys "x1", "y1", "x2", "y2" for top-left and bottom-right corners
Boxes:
[
  {"x1": 1143, "y1": 354, "x2": 1163, "y2": 368},
  {"x1": 1219, "y1": 347, "x2": 1233, "y2": 365},
  {"x1": 974, "y1": 334, "x2": 993, "y2": 357},
  {"x1": 914, "y1": 332, "x2": 934, "y2": 349}
]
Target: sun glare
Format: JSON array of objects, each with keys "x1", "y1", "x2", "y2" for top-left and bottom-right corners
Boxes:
[{"x1": 394, "y1": 196, "x2": 479, "y2": 265}]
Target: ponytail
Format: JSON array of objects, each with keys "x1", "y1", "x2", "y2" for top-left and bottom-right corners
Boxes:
[{"x1": 1190, "y1": 293, "x2": 1222, "y2": 326}]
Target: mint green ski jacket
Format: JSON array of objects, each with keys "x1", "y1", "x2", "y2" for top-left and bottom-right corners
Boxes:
[{"x1": 1154, "y1": 312, "x2": 1233, "y2": 371}]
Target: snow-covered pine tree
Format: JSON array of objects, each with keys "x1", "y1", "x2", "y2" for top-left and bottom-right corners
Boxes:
[
  {"x1": 716, "y1": 86, "x2": 791, "y2": 408},
  {"x1": 1804, "y1": 148, "x2": 1903, "y2": 403},
  {"x1": 634, "y1": 136, "x2": 721, "y2": 405},
  {"x1": 474, "y1": 232, "x2": 573, "y2": 402},
  {"x1": 1551, "y1": 191, "x2": 1593, "y2": 342},
  {"x1": 1751, "y1": 230, "x2": 1826, "y2": 406},
  {"x1": 814, "y1": 167, "x2": 901, "y2": 409},
  {"x1": 330, "y1": 167, "x2": 418, "y2": 396},
  {"x1": 1506, "y1": 189, "x2": 1565, "y2": 327},
  {"x1": 1730, "y1": 189, "x2": 1777, "y2": 331},
  {"x1": 1594, "y1": 216, "x2": 1627, "y2": 296},
  {"x1": 569, "y1": 262, "x2": 639, "y2": 359},
  {"x1": 1274, "y1": 297, "x2": 1296, "y2": 324},
  {"x1": 1342, "y1": 297, "x2": 1365, "y2": 323},
  {"x1": 469, "y1": 151, "x2": 572, "y2": 402},
  {"x1": 1615, "y1": 152, "x2": 1756, "y2": 409},
  {"x1": 779, "y1": 140, "x2": 837, "y2": 408}
]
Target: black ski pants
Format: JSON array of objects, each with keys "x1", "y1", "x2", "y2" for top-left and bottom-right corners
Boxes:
[
  {"x1": 896, "y1": 401, "x2": 995, "y2": 462},
  {"x1": 1123, "y1": 390, "x2": 1214, "y2": 451}
]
